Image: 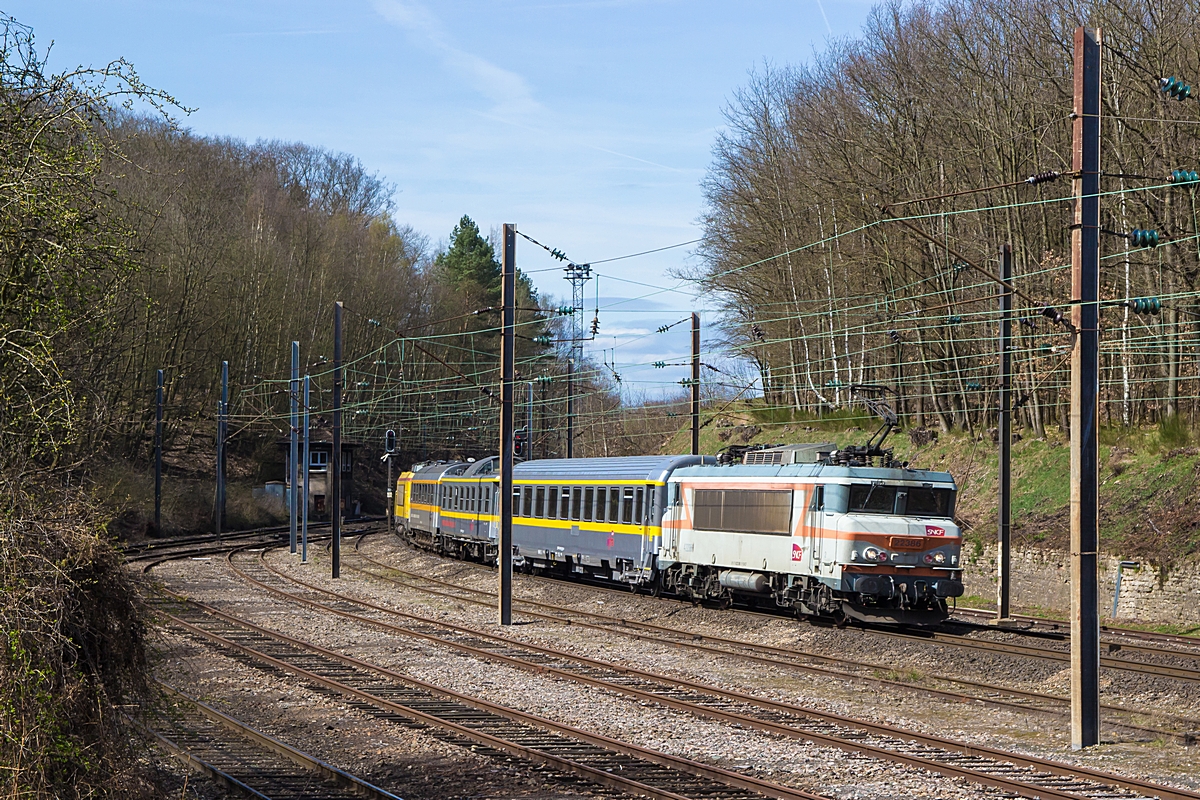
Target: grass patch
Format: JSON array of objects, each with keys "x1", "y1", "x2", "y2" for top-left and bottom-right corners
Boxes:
[{"x1": 1157, "y1": 413, "x2": 1192, "y2": 450}]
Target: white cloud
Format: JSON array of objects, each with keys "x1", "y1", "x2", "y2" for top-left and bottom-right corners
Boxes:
[{"x1": 373, "y1": 0, "x2": 541, "y2": 117}]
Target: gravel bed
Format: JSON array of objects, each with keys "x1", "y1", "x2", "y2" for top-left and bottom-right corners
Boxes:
[
  {"x1": 152, "y1": 622, "x2": 616, "y2": 799},
  {"x1": 352, "y1": 535, "x2": 1200, "y2": 725},
  {"x1": 145, "y1": 542, "x2": 1200, "y2": 798}
]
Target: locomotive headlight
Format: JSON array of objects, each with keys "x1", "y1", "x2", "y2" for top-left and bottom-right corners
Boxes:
[
  {"x1": 863, "y1": 546, "x2": 882, "y2": 562},
  {"x1": 933, "y1": 551, "x2": 946, "y2": 564}
]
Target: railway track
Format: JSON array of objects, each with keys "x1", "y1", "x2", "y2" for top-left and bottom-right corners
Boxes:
[
  {"x1": 341, "y1": 534, "x2": 1198, "y2": 742},
  {"x1": 398, "y1": 530, "x2": 1200, "y2": 684},
  {"x1": 185, "y1": 542, "x2": 1200, "y2": 800},
  {"x1": 145, "y1": 682, "x2": 402, "y2": 800},
  {"x1": 950, "y1": 606, "x2": 1200, "y2": 652},
  {"x1": 144, "y1": 583, "x2": 831, "y2": 799}
]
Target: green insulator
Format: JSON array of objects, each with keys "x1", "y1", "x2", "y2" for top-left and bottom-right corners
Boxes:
[{"x1": 947, "y1": 315, "x2": 963, "y2": 325}]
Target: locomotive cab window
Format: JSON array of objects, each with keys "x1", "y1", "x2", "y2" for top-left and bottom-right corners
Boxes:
[
  {"x1": 905, "y1": 486, "x2": 955, "y2": 518},
  {"x1": 848, "y1": 483, "x2": 896, "y2": 515}
]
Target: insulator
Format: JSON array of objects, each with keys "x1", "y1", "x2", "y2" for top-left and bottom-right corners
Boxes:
[
  {"x1": 947, "y1": 315, "x2": 963, "y2": 325},
  {"x1": 653, "y1": 361, "x2": 667, "y2": 369},
  {"x1": 1170, "y1": 169, "x2": 1200, "y2": 184},
  {"x1": 1161, "y1": 76, "x2": 1192, "y2": 101},
  {"x1": 1041, "y1": 305, "x2": 1064, "y2": 325},
  {"x1": 656, "y1": 324, "x2": 670, "y2": 333},
  {"x1": 951, "y1": 261, "x2": 970, "y2": 274},
  {"x1": 590, "y1": 317, "x2": 600, "y2": 335},
  {"x1": 751, "y1": 323, "x2": 765, "y2": 341},
  {"x1": 888, "y1": 330, "x2": 902, "y2": 343},
  {"x1": 549, "y1": 247, "x2": 568, "y2": 262},
  {"x1": 533, "y1": 335, "x2": 552, "y2": 345},
  {"x1": 557, "y1": 305, "x2": 574, "y2": 315},
  {"x1": 1130, "y1": 297, "x2": 1162, "y2": 316},
  {"x1": 825, "y1": 379, "x2": 843, "y2": 388},
  {"x1": 1130, "y1": 228, "x2": 1160, "y2": 248},
  {"x1": 535, "y1": 375, "x2": 553, "y2": 384},
  {"x1": 1024, "y1": 171, "x2": 1061, "y2": 186},
  {"x1": 1019, "y1": 317, "x2": 1036, "y2": 329},
  {"x1": 965, "y1": 381, "x2": 983, "y2": 391}
]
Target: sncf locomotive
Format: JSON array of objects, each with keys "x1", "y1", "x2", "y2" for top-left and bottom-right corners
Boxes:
[{"x1": 393, "y1": 440, "x2": 964, "y2": 625}]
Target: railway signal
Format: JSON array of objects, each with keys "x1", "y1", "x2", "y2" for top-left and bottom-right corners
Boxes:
[{"x1": 513, "y1": 427, "x2": 529, "y2": 459}]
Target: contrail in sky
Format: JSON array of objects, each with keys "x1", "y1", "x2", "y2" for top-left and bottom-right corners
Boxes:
[{"x1": 814, "y1": 0, "x2": 833, "y2": 35}]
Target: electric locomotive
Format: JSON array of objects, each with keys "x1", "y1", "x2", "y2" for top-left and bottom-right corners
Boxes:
[{"x1": 659, "y1": 442, "x2": 962, "y2": 624}]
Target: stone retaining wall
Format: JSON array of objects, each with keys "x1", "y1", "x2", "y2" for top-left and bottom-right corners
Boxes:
[{"x1": 961, "y1": 543, "x2": 1200, "y2": 625}]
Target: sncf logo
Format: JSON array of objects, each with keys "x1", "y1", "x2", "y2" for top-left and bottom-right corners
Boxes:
[
  {"x1": 925, "y1": 525, "x2": 946, "y2": 537},
  {"x1": 791, "y1": 543, "x2": 804, "y2": 561}
]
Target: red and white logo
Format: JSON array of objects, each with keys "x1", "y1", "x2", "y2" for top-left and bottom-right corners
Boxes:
[
  {"x1": 925, "y1": 525, "x2": 946, "y2": 537},
  {"x1": 791, "y1": 543, "x2": 804, "y2": 561}
]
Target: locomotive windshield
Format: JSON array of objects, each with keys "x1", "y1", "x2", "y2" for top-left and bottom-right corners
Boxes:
[{"x1": 847, "y1": 484, "x2": 954, "y2": 518}]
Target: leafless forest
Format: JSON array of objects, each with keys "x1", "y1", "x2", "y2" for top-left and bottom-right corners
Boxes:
[{"x1": 693, "y1": 0, "x2": 1200, "y2": 438}]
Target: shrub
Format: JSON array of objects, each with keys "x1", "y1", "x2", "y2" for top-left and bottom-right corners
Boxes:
[{"x1": 0, "y1": 488, "x2": 156, "y2": 798}]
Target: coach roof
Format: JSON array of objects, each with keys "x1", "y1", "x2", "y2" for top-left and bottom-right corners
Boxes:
[{"x1": 514, "y1": 455, "x2": 716, "y2": 484}]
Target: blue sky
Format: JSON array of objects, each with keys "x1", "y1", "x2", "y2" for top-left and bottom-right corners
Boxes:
[{"x1": 10, "y1": 0, "x2": 875, "y2": 395}]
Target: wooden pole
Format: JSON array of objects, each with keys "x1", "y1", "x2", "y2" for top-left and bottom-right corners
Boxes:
[{"x1": 1070, "y1": 25, "x2": 1101, "y2": 749}]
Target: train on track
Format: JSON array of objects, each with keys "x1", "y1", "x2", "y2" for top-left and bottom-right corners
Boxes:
[{"x1": 392, "y1": 431, "x2": 964, "y2": 625}]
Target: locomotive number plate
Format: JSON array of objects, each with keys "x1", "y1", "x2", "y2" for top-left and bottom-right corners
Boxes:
[{"x1": 890, "y1": 537, "x2": 924, "y2": 550}]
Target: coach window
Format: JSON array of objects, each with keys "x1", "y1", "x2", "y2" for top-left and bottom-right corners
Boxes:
[
  {"x1": 618, "y1": 487, "x2": 631, "y2": 524},
  {"x1": 534, "y1": 486, "x2": 545, "y2": 518},
  {"x1": 571, "y1": 487, "x2": 582, "y2": 521},
  {"x1": 582, "y1": 488, "x2": 594, "y2": 522},
  {"x1": 594, "y1": 488, "x2": 607, "y2": 522},
  {"x1": 634, "y1": 487, "x2": 644, "y2": 526},
  {"x1": 608, "y1": 487, "x2": 621, "y2": 523},
  {"x1": 522, "y1": 487, "x2": 533, "y2": 518},
  {"x1": 544, "y1": 486, "x2": 555, "y2": 519},
  {"x1": 560, "y1": 487, "x2": 571, "y2": 519}
]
